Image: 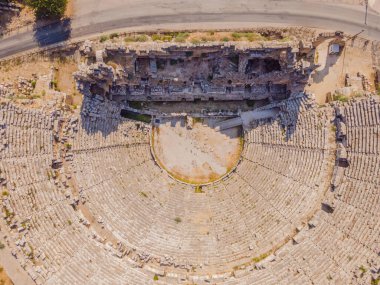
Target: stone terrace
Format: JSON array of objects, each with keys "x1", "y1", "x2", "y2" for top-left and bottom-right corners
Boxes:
[{"x1": 0, "y1": 94, "x2": 379, "y2": 284}]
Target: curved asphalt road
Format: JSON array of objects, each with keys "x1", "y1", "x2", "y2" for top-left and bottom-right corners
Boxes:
[{"x1": 0, "y1": 0, "x2": 380, "y2": 59}]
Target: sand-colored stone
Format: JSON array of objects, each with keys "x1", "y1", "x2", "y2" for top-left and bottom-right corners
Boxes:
[{"x1": 152, "y1": 117, "x2": 242, "y2": 184}]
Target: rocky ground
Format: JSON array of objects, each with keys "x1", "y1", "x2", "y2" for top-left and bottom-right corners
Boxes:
[
  {"x1": 0, "y1": 54, "x2": 81, "y2": 111},
  {"x1": 0, "y1": 0, "x2": 73, "y2": 36},
  {"x1": 306, "y1": 36, "x2": 376, "y2": 104},
  {"x1": 0, "y1": 3, "x2": 34, "y2": 35}
]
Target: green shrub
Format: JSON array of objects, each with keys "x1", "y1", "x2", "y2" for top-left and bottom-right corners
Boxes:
[
  {"x1": 109, "y1": 33, "x2": 119, "y2": 39},
  {"x1": 174, "y1": 32, "x2": 189, "y2": 43},
  {"x1": 352, "y1": 91, "x2": 363, "y2": 98},
  {"x1": 252, "y1": 252, "x2": 269, "y2": 263},
  {"x1": 151, "y1": 34, "x2": 173, "y2": 42},
  {"x1": 124, "y1": 36, "x2": 135, "y2": 42},
  {"x1": 100, "y1": 35, "x2": 108, "y2": 43},
  {"x1": 153, "y1": 274, "x2": 159, "y2": 281},
  {"x1": 231, "y1": 32, "x2": 243, "y2": 40},
  {"x1": 190, "y1": 38, "x2": 201, "y2": 45},
  {"x1": 246, "y1": 32, "x2": 264, "y2": 42},
  {"x1": 174, "y1": 217, "x2": 182, "y2": 224},
  {"x1": 135, "y1": 35, "x2": 148, "y2": 42},
  {"x1": 333, "y1": 94, "x2": 349, "y2": 102},
  {"x1": 27, "y1": 0, "x2": 67, "y2": 19},
  {"x1": 151, "y1": 34, "x2": 161, "y2": 41},
  {"x1": 279, "y1": 36, "x2": 291, "y2": 42},
  {"x1": 229, "y1": 32, "x2": 266, "y2": 42},
  {"x1": 194, "y1": 186, "x2": 204, "y2": 193},
  {"x1": 65, "y1": 143, "x2": 72, "y2": 150},
  {"x1": 124, "y1": 34, "x2": 148, "y2": 43}
]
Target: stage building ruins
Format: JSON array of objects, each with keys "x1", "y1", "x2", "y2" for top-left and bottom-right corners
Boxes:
[{"x1": 75, "y1": 43, "x2": 314, "y2": 104}]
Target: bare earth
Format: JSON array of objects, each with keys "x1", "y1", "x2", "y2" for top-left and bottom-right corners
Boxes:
[
  {"x1": 306, "y1": 37, "x2": 375, "y2": 104},
  {"x1": 0, "y1": 6, "x2": 35, "y2": 34},
  {"x1": 152, "y1": 117, "x2": 242, "y2": 184},
  {"x1": 0, "y1": 268, "x2": 13, "y2": 285},
  {"x1": 0, "y1": 267, "x2": 13, "y2": 285},
  {"x1": 0, "y1": 57, "x2": 81, "y2": 109}
]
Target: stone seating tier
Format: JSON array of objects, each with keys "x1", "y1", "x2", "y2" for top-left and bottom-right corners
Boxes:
[{"x1": 0, "y1": 96, "x2": 379, "y2": 284}]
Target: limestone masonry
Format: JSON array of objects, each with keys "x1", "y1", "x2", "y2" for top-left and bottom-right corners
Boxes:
[{"x1": 0, "y1": 28, "x2": 379, "y2": 285}]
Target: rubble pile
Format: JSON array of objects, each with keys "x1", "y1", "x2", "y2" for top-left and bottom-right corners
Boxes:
[
  {"x1": 16, "y1": 77, "x2": 35, "y2": 96},
  {"x1": 0, "y1": 83, "x2": 15, "y2": 98}
]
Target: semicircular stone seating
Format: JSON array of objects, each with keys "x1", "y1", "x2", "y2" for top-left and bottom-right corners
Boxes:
[{"x1": 0, "y1": 94, "x2": 379, "y2": 285}]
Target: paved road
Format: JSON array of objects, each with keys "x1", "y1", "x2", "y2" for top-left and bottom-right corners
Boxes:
[{"x1": 0, "y1": 0, "x2": 380, "y2": 59}]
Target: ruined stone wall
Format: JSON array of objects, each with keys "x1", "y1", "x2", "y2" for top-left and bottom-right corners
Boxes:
[{"x1": 75, "y1": 44, "x2": 312, "y2": 103}]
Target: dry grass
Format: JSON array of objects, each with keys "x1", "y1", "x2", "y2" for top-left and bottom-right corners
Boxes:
[
  {"x1": 104, "y1": 31, "x2": 291, "y2": 45},
  {"x1": 0, "y1": 266, "x2": 14, "y2": 285},
  {"x1": 65, "y1": 0, "x2": 74, "y2": 17}
]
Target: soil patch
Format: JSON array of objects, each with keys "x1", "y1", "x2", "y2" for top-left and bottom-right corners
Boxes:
[
  {"x1": 152, "y1": 117, "x2": 242, "y2": 184},
  {"x1": 0, "y1": 266, "x2": 14, "y2": 285},
  {"x1": 306, "y1": 37, "x2": 375, "y2": 104}
]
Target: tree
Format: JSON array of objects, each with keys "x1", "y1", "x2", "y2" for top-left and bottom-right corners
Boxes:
[{"x1": 27, "y1": 0, "x2": 67, "y2": 19}]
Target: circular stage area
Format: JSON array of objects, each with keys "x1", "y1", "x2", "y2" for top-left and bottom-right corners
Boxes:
[{"x1": 152, "y1": 117, "x2": 242, "y2": 184}]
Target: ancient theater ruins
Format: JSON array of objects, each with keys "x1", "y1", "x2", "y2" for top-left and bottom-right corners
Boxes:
[{"x1": 0, "y1": 1, "x2": 380, "y2": 284}]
